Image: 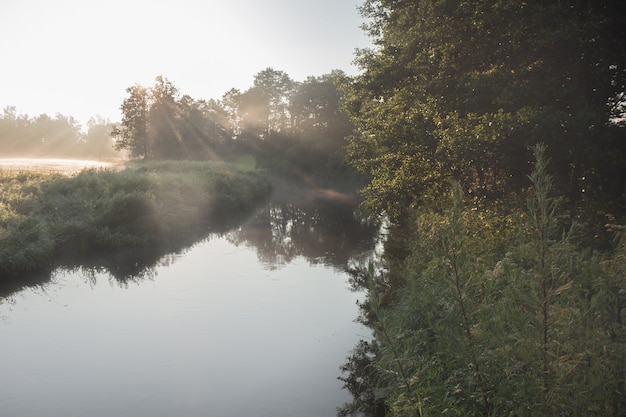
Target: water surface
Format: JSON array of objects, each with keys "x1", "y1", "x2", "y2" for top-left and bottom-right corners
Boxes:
[{"x1": 0, "y1": 193, "x2": 377, "y2": 417}]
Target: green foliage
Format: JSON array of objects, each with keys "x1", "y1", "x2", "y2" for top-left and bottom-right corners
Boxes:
[
  {"x1": 338, "y1": 338, "x2": 387, "y2": 417},
  {"x1": 343, "y1": 4, "x2": 626, "y2": 409},
  {"x1": 342, "y1": 146, "x2": 625, "y2": 416},
  {"x1": 345, "y1": 0, "x2": 626, "y2": 216},
  {"x1": 111, "y1": 83, "x2": 150, "y2": 158},
  {"x1": 110, "y1": 70, "x2": 363, "y2": 189},
  {"x1": 0, "y1": 107, "x2": 118, "y2": 159},
  {"x1": 0, "y1": 171, "x2": 57, "y2": 276},
  {"x1": 0, "y1": 161, "x2": 271, "y2": 279},
  {"x1": 0, "y1": 217, "x2": 55, "y2": 276},
  {"x1": 111, "y1": 77, "x2": 232, "y2": 160}
]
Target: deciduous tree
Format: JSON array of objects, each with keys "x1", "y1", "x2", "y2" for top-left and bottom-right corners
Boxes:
[
  {"x1": 345, "y1": 0, "x2": 626, "y2": 218},
  {"x1": 111, "y1": 84, "x2": 149, "y2": 158},
  {"x1": 148, "y1": 76, "x2": 181, "y2": 159}
]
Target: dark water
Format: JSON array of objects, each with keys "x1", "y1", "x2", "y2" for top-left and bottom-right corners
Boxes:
[{"x1": 0, "y1": 188, "x2": 378, "y2": 417}]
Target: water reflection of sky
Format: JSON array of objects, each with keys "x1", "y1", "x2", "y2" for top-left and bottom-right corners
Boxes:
[{"x1": 0, "y1": 235, "x2": 371, "y2": 417}]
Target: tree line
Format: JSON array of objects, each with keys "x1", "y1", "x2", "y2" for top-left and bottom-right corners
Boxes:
[
  {"x1": 110, "y1": 70, "x2": 358, "y2": 182},
  {"x1": 1, "y1": 68, "x2": 358, "y2": 184},
  {"x1": 0, "y1": 107, "x2": 117, "y2": 159}
]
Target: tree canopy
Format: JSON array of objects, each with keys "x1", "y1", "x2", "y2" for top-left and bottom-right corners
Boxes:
[
  {"x1": 109, "y1": 70, "x2": 359, "y2": 184},
  {"x1": 111, "y1": 76, "x2": 232, "y2": 160},
  {"x1": 344, "y1": 0, "x2": 626, "y2": 218}
]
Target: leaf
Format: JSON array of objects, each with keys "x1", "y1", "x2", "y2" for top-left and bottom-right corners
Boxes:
[{"x1": 553, "y1": 280, "x2": 573, "y2": 296}]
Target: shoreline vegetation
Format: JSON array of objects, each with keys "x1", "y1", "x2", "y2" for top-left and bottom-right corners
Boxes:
[
  {"x1": 339, "y1": 147, "x2": 626, "y2": 416},
  {"x1": 2, "y1": 1, "x2": 625, "y2": 414},
  {"x1": 0, "y1": 160, "x2": 272, "y2": 293},
  {"x1": 335, "y1": 1, "x2": 626, "y2": 414}
]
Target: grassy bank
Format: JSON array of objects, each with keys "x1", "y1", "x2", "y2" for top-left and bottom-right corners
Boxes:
[{"x1": 0, "y1": 160, "x2": 271, "y2": 280}]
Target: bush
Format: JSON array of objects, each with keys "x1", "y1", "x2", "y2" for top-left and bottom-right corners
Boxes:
[{"x1": 342, "y1": 145, "x2": 626, "y2": 416}]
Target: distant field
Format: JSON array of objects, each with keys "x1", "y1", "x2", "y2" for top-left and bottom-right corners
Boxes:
[{"x1": 0, "y1": 158, "x2": 123, "y2": 175}]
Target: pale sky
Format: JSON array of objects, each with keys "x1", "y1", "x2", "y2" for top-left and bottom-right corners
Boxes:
[{"x1": 0, "y1": 0, "x2": 370, "y2": 127}]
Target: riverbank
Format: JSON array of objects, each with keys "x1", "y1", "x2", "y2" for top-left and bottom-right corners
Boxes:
[{"x1": 0, "y1": 160, "x2": 271, "y2": 287}]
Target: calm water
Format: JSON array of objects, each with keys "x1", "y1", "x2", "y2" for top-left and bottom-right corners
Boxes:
[{"x1": 0, "y1": 188, "x2": 378, "y2": 417}]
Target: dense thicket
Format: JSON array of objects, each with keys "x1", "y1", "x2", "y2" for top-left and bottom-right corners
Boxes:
[
  {"x1": 341, "y1": 147, "x2": 625, "y2": 417},
  {"x1": 339, "y1": 1, "x2": 626, "y2": 416}
]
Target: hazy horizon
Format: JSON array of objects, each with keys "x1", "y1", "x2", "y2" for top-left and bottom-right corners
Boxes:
[{"x1": 0, "y1": 0, "x2": 371, "y2": 127}]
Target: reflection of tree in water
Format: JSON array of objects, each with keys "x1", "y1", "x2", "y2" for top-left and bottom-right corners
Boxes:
[
  {"x1": 0, "y1": 239, "x2": 196, "y2": 299},
  {"x1": 226, "y1": 198, "x2": 378, "y2": 271},
  {"x1": 0, "y1": 188, "x2": 378, "y2": 299},
  {"x1": 58, "y1": 242, "x2": 199, "y2": 287}
]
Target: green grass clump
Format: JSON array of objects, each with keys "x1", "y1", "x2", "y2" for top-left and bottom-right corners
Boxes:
[
  {"x1": 0, "y1": 161, "x2": 271, "y2": 279},
  {"x1": 0, "y1": 171, "x2": 58, "y2": 276}
]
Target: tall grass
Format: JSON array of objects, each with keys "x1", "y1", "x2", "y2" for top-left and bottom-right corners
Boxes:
[{"x1": 0, "y1": 160, "x2": 271, "y2": 280}]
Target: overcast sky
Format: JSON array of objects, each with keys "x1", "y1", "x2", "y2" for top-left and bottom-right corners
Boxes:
[{"x1": 0, "y1": 0, "x2": 370, "y2": 126}]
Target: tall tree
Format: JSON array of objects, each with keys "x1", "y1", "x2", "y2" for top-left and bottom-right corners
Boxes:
[
  {"x1": 289, "y1": 71, "x2": 355, "y2": 167},
  {"x1": 237, "y1": 86, "x2": 271, "y2": 140},
  {"x1": 252, "y1": 67, "x2": 294, "y2": 136},
  {"x1": 290, "y1": 71, "x2": 351, "y2": 138},
  {"x1": 148, "y1": 76, "x2": 181, "y2": 159},
  {"x1": 221, "y1": 88, "x2": 243, "y2": 138},
  {"x1": 111, "y1": 84, "x2": 150, "y2": 158},
  {"x1": 346, "y1": 0, "x2": 626, "y2": 217},
  {"x1": 177, "y1": 96, "x2": 230, "y2": 159}
]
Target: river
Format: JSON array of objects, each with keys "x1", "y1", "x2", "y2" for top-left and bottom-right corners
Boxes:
[{"x1": 0, "y1": 181, "x2": 378, "y2": 417}]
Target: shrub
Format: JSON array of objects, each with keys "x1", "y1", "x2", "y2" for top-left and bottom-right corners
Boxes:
[{"x1": 343, "y1": 145, "x2": 626, "y2": 416}]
